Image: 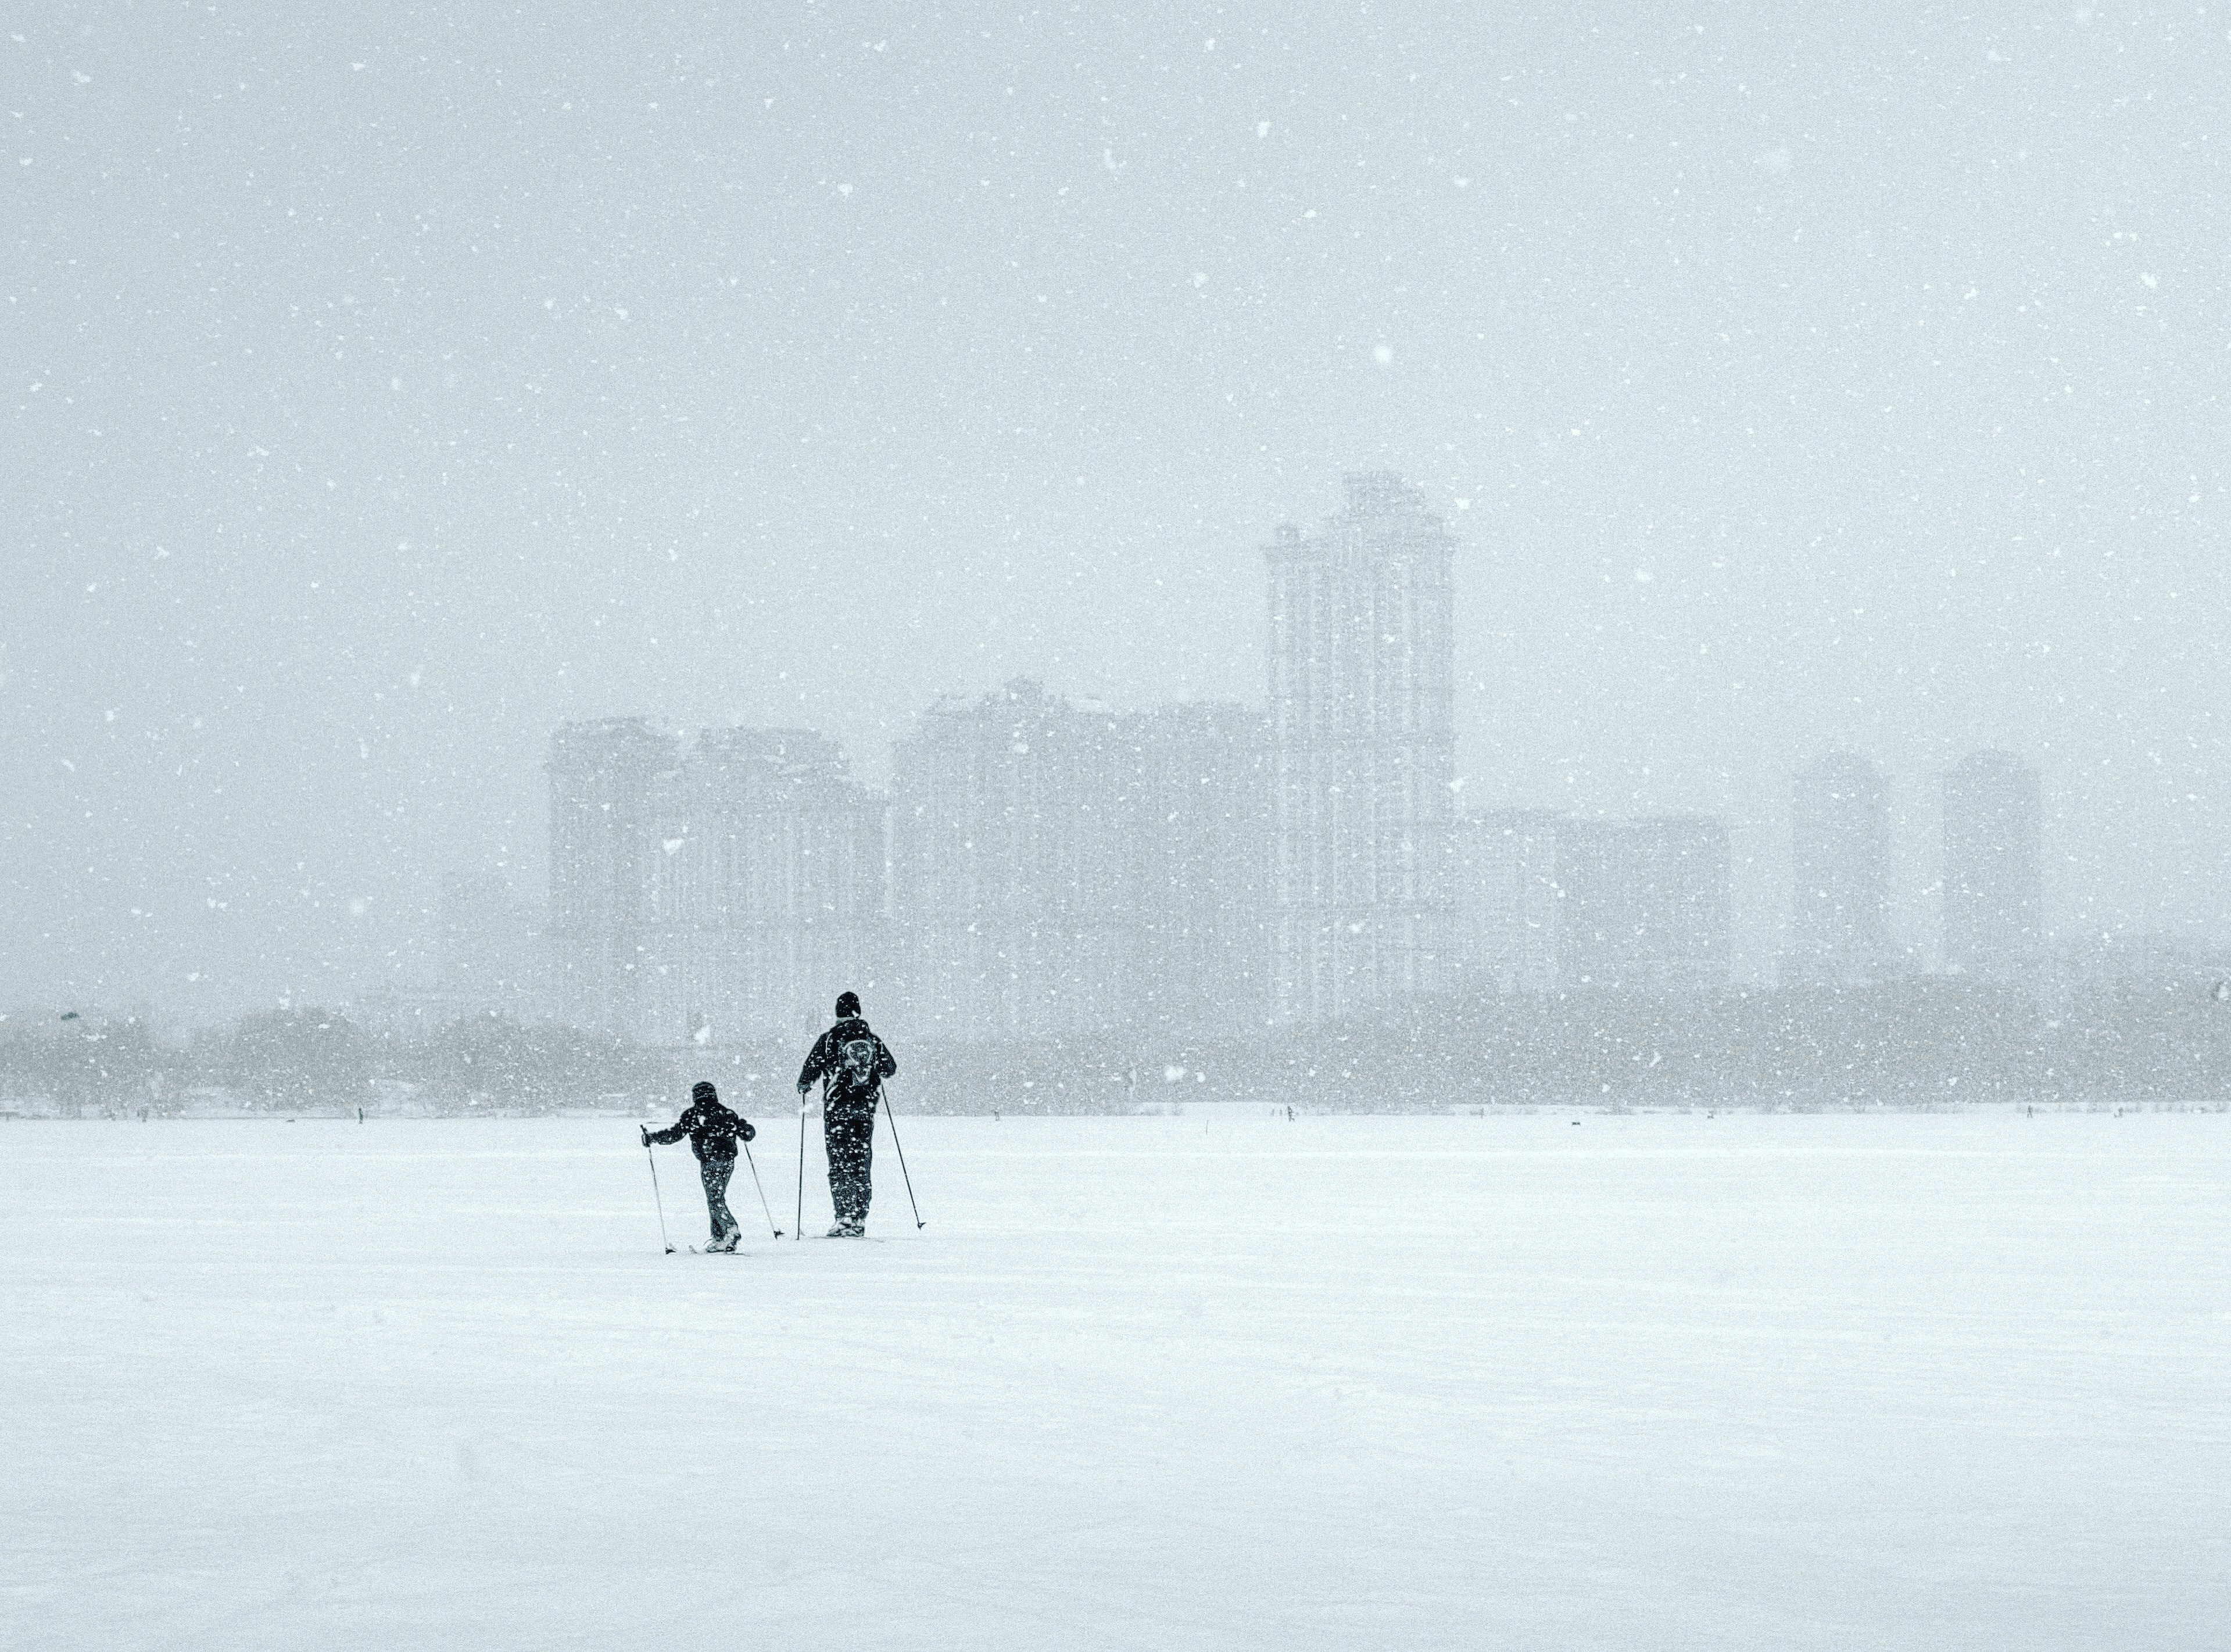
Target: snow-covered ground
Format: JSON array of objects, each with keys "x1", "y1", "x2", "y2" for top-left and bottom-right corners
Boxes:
[{"x1": 5, "y1": 1113, "x2": 2226, "y2": 1651}]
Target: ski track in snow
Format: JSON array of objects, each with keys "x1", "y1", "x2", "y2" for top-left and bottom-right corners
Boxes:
[{"x1": 3, "y1": 1113, "x2": 2228, "y2": 1651}]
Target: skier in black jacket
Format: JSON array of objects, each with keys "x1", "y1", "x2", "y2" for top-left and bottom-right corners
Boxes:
[
  {"x1": 796, "y1": 991, "x2": 897, "y2": 1237},
  {"x1": 644, "y1": 1080, "x2": 756, "y2": 1251}
]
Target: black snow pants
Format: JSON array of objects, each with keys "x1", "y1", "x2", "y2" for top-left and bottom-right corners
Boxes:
[
  {"x1": 699, "y1": 1155, "x2": 740, "y2": 1242},
  {"x1": 823, "y1": 1102, "x2": 875, "y2": 1228}
]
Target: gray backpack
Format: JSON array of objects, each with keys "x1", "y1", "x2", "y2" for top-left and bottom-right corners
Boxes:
[{"x1": 837, "y1": 1036, "x2": 879, "y2": 1091}]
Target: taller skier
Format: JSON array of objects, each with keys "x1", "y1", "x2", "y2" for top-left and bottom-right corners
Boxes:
[{"x1": 796, "y1": 991, "x2": 897, "y2": 1237}]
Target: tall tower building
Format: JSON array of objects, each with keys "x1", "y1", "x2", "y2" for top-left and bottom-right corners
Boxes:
[
  {"x1": 1786, "y1": 752, "x2": 1895, "y2": 987},
  {"x1": 1266, "y1": 472, "x2": 1458, "y2": 1022},
  {"x1": 1943, "y1": 750, "x2": 2042, "y2": 981}
]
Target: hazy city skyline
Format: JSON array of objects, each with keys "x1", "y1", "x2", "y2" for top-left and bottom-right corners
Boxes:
[
  {"x1": 9, "y1": 4, "x2": 2229, "y2": 1023},
  {"x1": 10, "y1": 17, "x2": 2229, "y2": 1652}
]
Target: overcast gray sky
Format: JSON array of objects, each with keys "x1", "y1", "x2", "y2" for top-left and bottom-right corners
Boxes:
[{"x1": 6, "y1": 1, "x2": 2228, "y2": 1022}]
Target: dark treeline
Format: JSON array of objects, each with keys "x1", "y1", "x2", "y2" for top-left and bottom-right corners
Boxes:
[
  {"x1": 901, "y1": 978, "x2": 2231, "y2": 1113},
  {"x1": 0, "y1": 1009, "x2": 678, "y2": 1117},
  {"x1": 3, "y1": 977, "x2": 2225, "y2": 1117}
]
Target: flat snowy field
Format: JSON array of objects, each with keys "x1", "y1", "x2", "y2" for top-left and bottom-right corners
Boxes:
[{"x1": 5, "y1": 1112, "x2": 2227, "y2": 1651}]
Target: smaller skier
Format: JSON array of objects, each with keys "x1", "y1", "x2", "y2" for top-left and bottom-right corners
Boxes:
[{"x1": 644, "y1": 1080, "x2": 756, "y2": 1252}]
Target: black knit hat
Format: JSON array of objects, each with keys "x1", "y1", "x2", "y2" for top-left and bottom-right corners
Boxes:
[
  {"x1": 835, "y1": 991, "x2": 861, "y2": 1017},
  {"x1": 691, "y1": 1080, "x2": 717, "y2": 1105}
]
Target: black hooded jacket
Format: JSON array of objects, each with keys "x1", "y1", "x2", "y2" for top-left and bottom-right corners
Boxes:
[
  {"x1": 797, "y1": 1016, "x2": 897, "y2": 1115},
  {"x1": 649, "y1": 1095, "x2": 755, "y2": 1161}
]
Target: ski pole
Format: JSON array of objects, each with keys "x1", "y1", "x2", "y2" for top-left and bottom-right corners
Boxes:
[
  {"x1": 794, "y1": 1094, "x2": 807, "y2": 1241},
  {"x1": 880, "y1": 1086, "x2": 925, "y2": 1230},
  {"x1": 643, "y1": 1135, "x2": 675, "y2": 1255},
  {"x1": 741, "y1": 1138, "x2": 783, "y2": 1238}
]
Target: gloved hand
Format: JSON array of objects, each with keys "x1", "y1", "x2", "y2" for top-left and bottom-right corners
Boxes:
[
  {"x1": 639, "y1": 1124, "x2": 650, "y2": 1148},
  {"x1": 742, "y1": 1120, "x2": 755, "y2": 1144}
]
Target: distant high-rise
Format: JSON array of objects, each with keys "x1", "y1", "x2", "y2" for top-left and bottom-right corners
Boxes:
[
  {"x1": 1943, "y1": 750, "x2": 2042, "y2": 980},
  {"x1": 1785, "y1": 752, "x2": 1896, "y2": 987},
  {"x1": 888, "y1": 684, "x2": 1273, "y2": 1041},
  {"x1": 546, "y1": 719, "x2": 884, "y2": 1044},
  {"x1": 1556, "y1": 815, "x2": 1732, "y2": 992},
  {"x1": 655, "y1": 728, "x2": 887, "y2": 1044},
  {"x1": 547, "y1": 718, "x2": 678, "y2": 1040},
  {"x1": 1453, "y1": 809, "x2": 1564, "y2": 994},
  {"x1": 1623, "y1": 816, "x2": 1734, "y2": 991},
  {"x1": 1551, "y1": 818, "x2": 1641, "y2": 990},
  {"x1": 1266, "y1": 472, "x2": 1458, "y2": 1022},
  {"x1": 889, "y1": 679, "x2": 1134, "y2": 1042},
  {"x1": 1119, "y1": 701, "x2": 1274, "y2": 1033}
]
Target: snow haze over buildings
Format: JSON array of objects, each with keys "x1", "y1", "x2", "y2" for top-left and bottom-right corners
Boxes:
[
  {"x1": 6, "y1": 4, "x2": 2230, "y2": 1022},
  {"x1": 1786, "y1": 752, "x2": 1899, "y2": 987},
  {"x1": 1943, "y1": 750, "x2": 2046, "y2": 983}
]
